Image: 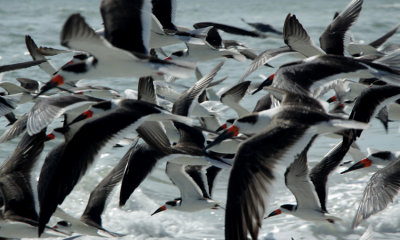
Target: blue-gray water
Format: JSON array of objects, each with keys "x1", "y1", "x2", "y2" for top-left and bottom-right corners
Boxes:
[{"x1": 1, "y1": 0, "x2": 400, "y2": 239}]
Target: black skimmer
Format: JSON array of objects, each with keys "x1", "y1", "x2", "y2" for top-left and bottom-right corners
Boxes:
[
  {"x1": 309, "y1": 86, "x2": 400, "y2": 207},
  {"x1": 224, "y1": 91, "x2": 368, "y2": 240},
  {"x1": 52, "y1": 145, "x2": 130, "y2": 237},
  {"x1": 256, "y1": 54, "x2": 400, "y2": 97},
  {"x1": 324, "y1": 79, "x2": 368, "y2": 105},
  {"x1": 309, "y1": 88, "x2": 400, "y2": 203},
  {"x1": 252, "y1": 93, "x2": 273, "y2": 112},
  {"x1": 240, "y1": 0, "x2": 363, "y2": 83},
  {"x1": 205, "y1": 88, "x2": 326, "y2": 151},
  {"x1": 167, "y1": 28, "x2": 247, "y2": 63},
  {"x1": 341, "y1": 150, "x2": 398, "y2": 174},
  {"x1": 27, "y1": 95, "x2": 101, "y2": 136},
  {"x1": 201, "y1": 81, "x2": 250, "y2": 137},
  {"x1": 155, "y1": 83, "x2": 231, "y2": 167},
  {"x1": 119, "y1": 114, "x2": 228, "y2": 211},
  {"x1": 222, "y1": 40, "x2": 259, "y2": 61},
  {"x1": 219, "y1": 81, "x2": 251, "y2": 117},
  {"x1": 25, "y1": 35, "x2": 58, "y2": 75},
  {"x1": 319, "y1": 0, "x2": 363, "y2": 55},
  {"x1": 151, "y1": 162, "x2": 220, "y2": 215},
  {"x1": 205, "y1": 108, "x2": 279, "y2": 151},
  {"x1": 119, "y1": 76, "x2": 175, "y2": 206},
  {"x1": 193, "y1": 22, "x2": 265, "y2": 38},
  {"x1": 38, "y1": 0, "x2": 195, "y2": 96},
  {"x1": 311, "y1": 84, "x2": 400, "y2": 213},
  {"x1": 309, "y1": 138, "x2": 354, "y2": 213},
  {"x1": 171, "y1": 61, "x2": 224, "y2": 118},
  {"x1": 238, "y1": 46, "x2": 295, "y2": 83},
  {"x1": 347, "y1": 85, "x2": 400, "y2": 140},
  {"x1": 125, "y1": 65, "x2": 232, "y2": 210},
  {"x1": 347, "y1": 23, "x2": 400, "y2": 56},
  {"x1": 349, "y1": 153, "x2": 400, "y2": 228},
  {"x1": 284, "y1": 0, "x2": 363, "y2": 57},
  {"x1": 283, "y1": 14, "x2": 326, "y2": 57},
  {"x1": 66, "y1": 99, "x2": 121, "y2": 129},
  {"x1": 240, "y1": 18, "x2": 282, "y2": 37},
  {"x1": 0, "y1": 131, "x2": 68, "y2": 238},
  {"x1": 37, "y1": 99, "x2": 195, "y2": 235},
  {"x1": 265, "y1": 140, "x2": 341, "y2": 223},
  {"x1": 119, "y1": 141, "x2": 165, "y2": 206},
  {"x1": 149, "y1": 0, "x2": 215, "y2": 49}
]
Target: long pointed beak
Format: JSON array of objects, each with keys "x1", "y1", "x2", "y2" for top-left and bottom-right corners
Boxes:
[
  {"x1": 68, "y1": 110, "x2": 93, "y2": 126},
  {"x1": 252, "y1": 74, "x2": 274, "y2": 95},
  {"x1": 215, "y1": 123, "x2": 227, "y2": 132},
  {"x1": 327, "y1": 96, "x2": 337, "y2": 103},
  {"x1": 35, "y1": 75, "x2": 64, "y2": 98},
  {"x1": 265, "y1": 209, "x2": 282, "y2": 219},
  {"x1": 151, "y1": 205, "x2": 167, "y2": 216},
  {"x1": 340, "y1": 158, "x2": 372, "y2": 174},
  {"x1": 204, "y1": 126, "x2": 239, "y2": 150},
  {"x1": 45, "y1": 133, "x2": 55, "y2": 142}
]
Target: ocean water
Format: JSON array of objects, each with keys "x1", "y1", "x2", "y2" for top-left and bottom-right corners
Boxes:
[{"x1": 1, "y1": 0, "x2": 400, "y2": 239}]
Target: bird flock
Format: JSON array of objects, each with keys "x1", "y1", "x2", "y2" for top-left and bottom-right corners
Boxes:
[{"x1": 0, "y1": 0, "x2": 400, "y2": 239}]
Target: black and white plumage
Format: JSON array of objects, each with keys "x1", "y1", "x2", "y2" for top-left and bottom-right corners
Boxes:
[
  {"x1": 266, "y1": 138, "x2": 341, "y2": 223},
  {"x1": 193, "y1": 22, "x2": 264, "y2": 38},
  {"x1": 269, "y1": 54, "x2": 400, "y2": 97},
  {"x1": 283, "y1": 14, "x2": 325, "y2": 57},
  {"x1": 219, "y1": 81, "x2": 250, "y2": 117},
  {"x1": 37, "y1": 99, "x2": 194, "y2": 235},
  {"x1": 347, "y1": 23, "x2": 400, "y2": 56},
  {"x1": 238, "y1": 46, "x2": 295, "y2": 82},
  {"x1": 205, "y1": 89, "x2": 326, "y2": 151},
  {"x1": 38, "y1": 1, "x2": 194, "y2": 96},
  {"x1": 134, "y1": 119, "x2": 224, "y2": 215},
  {"x1": 0, "y1": 131, "x2": 67, "y2": 238},
  {"x1": 0, "y1": 131, "x2": 46, "y2": 226},
  {"x1": 347, "y1": 85, "x2": 400, "y2": 139},
  {"x1": 319, "y1": 0, "x2": 363, "y2": 55},
  {"x1": 79, "y1": 148, "x2": 129, "y2": 234},
  {"x1": 341, "y1": 150, "x2": 398, "y2": 174},
  {"x1": 224, "y1": 93, "x2": 368, "y2": 240},
  {"x1": 27, "y1": 95, "x2": 101, "y2": 135},
  {"x1": 172, "y1": 61, "x2": 224, "y2": 118},
  {"x1": 309, "y1": 138, "x2": 353, "y2": 212},
  {"x1": 168, "y1": 28, "x2": 247, "y2": 63},
  {"x1": 53, "y1": 143, "x2": 131, "y2": 237},
  {"x1": 119, "y1": 141, "x2": 165, "y2": 206},
  {"x1": 151, "y1": 162, "x2": 219, "y2": 215},
  {"x1": 25, "y1": 35, "x2": 58, "y2": 75},
  {"x1": 239, "y1": 0, "x2": 363, "y2": 83},
  {"x1": 352, "y1": 158, "x2": 400, "y2": 228}
]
